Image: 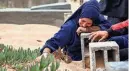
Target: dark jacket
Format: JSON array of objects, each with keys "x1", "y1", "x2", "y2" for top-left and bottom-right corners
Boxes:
[{"x1": 99, "y1": 0, "x2": 128, "y2": 18}]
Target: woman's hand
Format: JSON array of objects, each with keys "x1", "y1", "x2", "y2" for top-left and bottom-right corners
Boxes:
[
  {"x1": 35, "y1": 48, "x2": 51, "y2": 62},
  {"x1": 35, "y1": 52, "x2": 49, "y2": 62},
  {"x1": 76, "y1": 26, "x2": 100, "y2": 35},
  {"x1": 76, "y1": 27, "x2": 87, "y2": 35},
  {"x1": 89, "y1": 31, "x2": 109, "y2": 42}
]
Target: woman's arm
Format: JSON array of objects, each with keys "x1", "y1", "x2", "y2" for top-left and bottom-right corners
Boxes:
[
  {"x1": 40, "y1": 20, "x2": 75, "y2": 54},
  {"x1": 107, "y1": 20, "x2": 128, "y2": 37},
  {"x1": 89, "y1": 20, "x2": 128, "y2": 42}
]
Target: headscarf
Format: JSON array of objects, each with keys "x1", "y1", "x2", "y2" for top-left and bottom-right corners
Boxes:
[{"x1": 65, "y1": 0, "x2": 100, "y2": 25}]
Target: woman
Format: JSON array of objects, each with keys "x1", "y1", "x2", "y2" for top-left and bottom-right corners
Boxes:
[{"x1": 40, "y1": 0, "x2": 112, "y2": 61}]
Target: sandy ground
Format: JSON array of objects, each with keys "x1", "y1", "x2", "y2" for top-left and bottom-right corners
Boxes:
[
  {"x1": 0, "y1": 24, "x2": 87, "y2": 71},
  {"x1": 0, "y1": 24, "x2": 60, "y2": 50}
]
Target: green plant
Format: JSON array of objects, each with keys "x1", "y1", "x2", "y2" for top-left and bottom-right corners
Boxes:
[
  {"x1": 0, "y1": 44, "x2": 60, "y2": 71},
  {"x1": 0, "y1": 67, "x2": 7, "y2": 71},
  {"x1": 0, "y1": 44, "x2": 40, "y2": 70},
  {"x1": 23, "y1": 54, "x2": 60, "y2": 71},
  {"x1": 1, "y1": 46, "x2": 40, "y2": 64}
]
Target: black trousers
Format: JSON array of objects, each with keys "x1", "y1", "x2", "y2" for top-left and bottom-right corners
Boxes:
[{"x1": 120, "y1": 48, "x2": 128, "y2": 61}]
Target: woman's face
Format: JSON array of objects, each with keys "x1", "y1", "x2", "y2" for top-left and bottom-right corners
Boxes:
[{"x1": 79, "y1": 18, "x2": 93, "y2": 28}]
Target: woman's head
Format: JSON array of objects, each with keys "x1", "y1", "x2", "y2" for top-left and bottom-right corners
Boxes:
[
  {"x1": 79, "y1": 18, "x2": 93, "y2": 28},
  {"x1": 79, "y1": 0, "x2": 100, "y2": 25}
]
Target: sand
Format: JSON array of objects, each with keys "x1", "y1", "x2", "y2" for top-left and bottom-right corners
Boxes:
[{"x1": 0, "y1": 24, "x2": 59, "y2": 50}]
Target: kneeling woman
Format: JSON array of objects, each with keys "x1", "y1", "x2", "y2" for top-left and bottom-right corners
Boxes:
[{"x1": 40, "y1": 0, "x2": 112, "y2": 61}]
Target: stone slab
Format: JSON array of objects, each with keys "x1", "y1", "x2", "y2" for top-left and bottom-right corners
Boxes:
[
  {"x1": 0, "y1": 8, "x2": 71, "y2": 27},
  {"x1": 31, "y1": 2, "x2": 71, "y2": 10}
]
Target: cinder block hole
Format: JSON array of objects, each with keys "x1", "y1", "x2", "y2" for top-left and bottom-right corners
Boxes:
[
  {"x1": 84, "y1": 38, "x2": 90, "y2": 68},
  {"x1": 84, "y1": 38, "x2": 90, "y2": 56},
  {"x1": 95, "y1": 50, "x2": 105, "y2": 68},
  {"x1": 108, "y1": 50, "x2": 116, "y2": 62},
  {"x1": 84, "y1": 38, "x2": 90, "y2": 47}
]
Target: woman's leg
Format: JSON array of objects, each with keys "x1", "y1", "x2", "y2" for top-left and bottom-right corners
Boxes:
[
  {"x1": 108, "y1": 35, "x2": 128, "y2": 61},
  {"x1": 108, "y1": 35, "x2": 128, "y2": 49}
]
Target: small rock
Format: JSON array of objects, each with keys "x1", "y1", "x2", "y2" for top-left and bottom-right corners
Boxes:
[
  {"x1": 37, "y1": 40, "x2": 42, "y2": 42},
  {"x1": 96, "y1": 68, "x2": 105, "y2": 71}
]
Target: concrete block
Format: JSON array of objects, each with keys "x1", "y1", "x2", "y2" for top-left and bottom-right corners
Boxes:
[
  {"x1": 31, "y1": 2, "x2": 71, "y2": 10},
  {"x1": 80, "y1": 33, "x2": 91, "y2": 68},
  {"x1": 89, "y1": 41, "x2": 120, "y2": 71},
  {"x1": 80, "y1": 33, "x2": 120, "y2": 70}
]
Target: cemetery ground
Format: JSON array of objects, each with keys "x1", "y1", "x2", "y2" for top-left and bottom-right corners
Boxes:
[{"x1": 0, "y1": 24, "x2": 86, "y2": 71}]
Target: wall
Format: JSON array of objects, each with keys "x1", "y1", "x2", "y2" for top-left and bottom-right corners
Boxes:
[
  {"x1": 0, "y1": 11, "x2": 67, "y2": 27},
  {"x1": 0, "y1": 0, "x2": 59, "y2": 8}
]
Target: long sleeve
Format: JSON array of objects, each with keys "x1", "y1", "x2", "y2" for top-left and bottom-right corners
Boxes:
[
  {"x1": 107, "y1": 20, "x2": 128, "y2": 37},
  {"x1": 40, "y1": 20, "x2": 76, "y2": 54}
]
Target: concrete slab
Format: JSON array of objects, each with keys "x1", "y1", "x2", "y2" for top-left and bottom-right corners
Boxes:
[
  {"x1": 31, "y1": 2, "x2": 71, "y2": 10},
  {"x1": 0, "y1": 8, "x2": 71, "y2": 12},
  {"x1": 0, "y1": 8, "x2": 71, "y2": 27},
  {"x1": 106, "y1": 61, "x2": 128, "y2": 71}
]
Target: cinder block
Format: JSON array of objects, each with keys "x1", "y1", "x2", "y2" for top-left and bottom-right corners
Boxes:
[
  {"x1": 80, "y1": 33, "x2": 120, "y2": 70},
  {"x1": 89, "y1": 41, "x2": 120, "y2": 71},
  {"x1": 80, "y1": 33, "x2": 91, "y2": 68}
]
